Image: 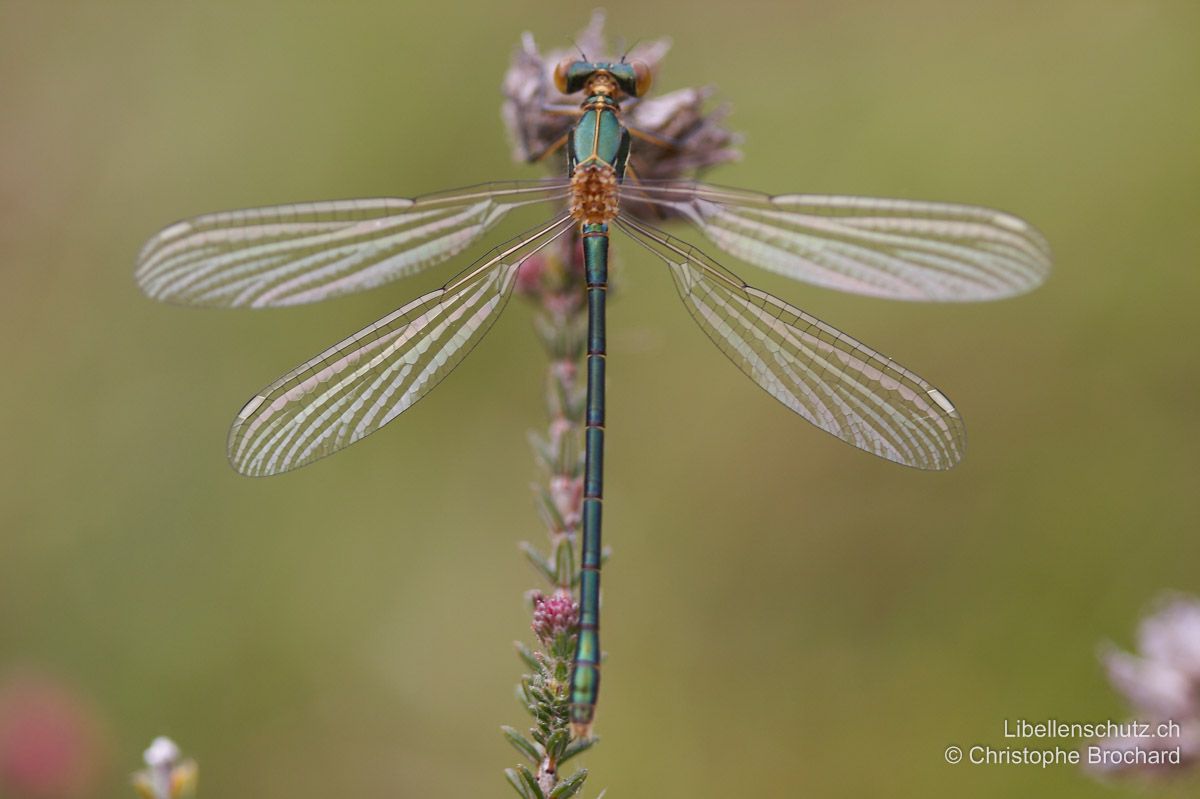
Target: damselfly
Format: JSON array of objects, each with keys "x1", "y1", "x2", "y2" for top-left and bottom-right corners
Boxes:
[{"x1": 136, "y1": 57, "x2": 1050, "y2": 737}]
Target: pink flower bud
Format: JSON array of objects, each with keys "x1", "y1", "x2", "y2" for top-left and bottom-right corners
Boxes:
[{"x1": 531, "y1": 590, "x2": 580, "y2": 644}]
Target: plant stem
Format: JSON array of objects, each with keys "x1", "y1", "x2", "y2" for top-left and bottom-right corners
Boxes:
[{"x1": 503, "y1": 229, "x2": 598, "y2": 799}]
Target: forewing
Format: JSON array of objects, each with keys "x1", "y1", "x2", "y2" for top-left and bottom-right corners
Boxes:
[
  {"x1": 228, "y1": 216, "x2": 574, "y2": 476},
  {"x1": 622, "y1": 182, "x2": 1050, "y2": 301},
  {"x1": 618, "y1": 218, "x2": 966, "y2": 470},
  {"x1": 136, "y1": 180, "x2": 568, "y2": 307}
]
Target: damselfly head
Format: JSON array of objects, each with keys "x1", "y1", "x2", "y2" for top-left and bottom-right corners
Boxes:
[{"x1": 553, "y1": 58, "x2": 652, "y2": 98}]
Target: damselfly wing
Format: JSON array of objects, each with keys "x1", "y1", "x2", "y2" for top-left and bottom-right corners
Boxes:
[{"x1": 137, "y1": 56, "x2": 1050, "y2": 737}]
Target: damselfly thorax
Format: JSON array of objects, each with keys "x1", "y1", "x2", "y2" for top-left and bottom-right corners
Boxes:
[{"x1": 565, "y1": 70, "x2": 633, "y2": 225}]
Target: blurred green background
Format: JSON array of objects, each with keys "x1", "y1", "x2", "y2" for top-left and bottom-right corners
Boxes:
[{"x1": 2, "y1": 1, "x2": 1198, "y2": 797}]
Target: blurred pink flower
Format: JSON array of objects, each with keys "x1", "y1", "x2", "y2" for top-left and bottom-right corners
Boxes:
[
  {"x1": 515, "y1": 253, "x2": 549, "y2": 297},
  {"x1": 1087, "y1": 594, "x2": 1200, "y2": 780},
  {"x1": 0, "y1": 672, "x2": 108, "y2": 799}
]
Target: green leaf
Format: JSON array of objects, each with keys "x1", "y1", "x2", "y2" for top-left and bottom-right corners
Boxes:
[
  {"x1": 528, "y1": 432, "x2": 552, "y2": 472},
  {"x1": 565, "y1": 317, "x2": 587, "y2": 362},
  {"x1": 560, "y1": 736, "x2": 597, "y2": 764},
  {"x1": 546, "y1": 369, "x2": 570, "y2": 418},
  {"x1": 542, "y1": 416, "x2": 580, "y2": 477},
  {"x1": 533, "y1": 312, "x2": 558, "y2": 352},
  {"x1": 548, "y1": 769, "x2": 587, "y2": 799},
  {"x1": 528, "y1": 684, "x2": 552, "y2": 705},
  {"x1": 505, "y1": 768, "x2": 537, "y2": 799},
  {"x1": 566, "y1": 382, "x2": 586, "y2": 421},
  {"x1": 515, "y1": 641, "x2": 541, "y2": 672},
  {"x1": 534, "y1": 485, "x2": 566, "y2": 534},
  {"x1": 516, "y1": 765, "x2": 545, "y2": 799},
  {"x1": 521, "y1": 542, "x2": 557, "y2": 583},
  {"x1": 554, "y1": 538, "x2": 575, "y2": 588},
  {"x1": 501, "y1": 726, "x2": 542, "y2": 764},
  {"x1": 545, "y1": 729, "x2": 569, "y2": 761}
]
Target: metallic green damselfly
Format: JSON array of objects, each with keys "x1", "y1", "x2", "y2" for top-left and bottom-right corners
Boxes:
[{"x1": 136, "y1": 57, "x2": 1050, "y2": 737}]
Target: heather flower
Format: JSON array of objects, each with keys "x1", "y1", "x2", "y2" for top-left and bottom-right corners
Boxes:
[
  {"x1": 1086, "y1": 594, "x2": 1200, "y2": 780},
  {"x1": 531, "y1": 590, "x2": 581, "y2": 646}
]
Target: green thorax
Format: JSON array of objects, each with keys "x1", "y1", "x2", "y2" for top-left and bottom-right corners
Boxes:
[{"x1": 568, "y1": 95, "x2": 631, "y2": 180}]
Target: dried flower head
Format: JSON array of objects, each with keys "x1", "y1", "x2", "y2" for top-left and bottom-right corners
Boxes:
[
  {"x1": 531, "y1": 590, "x2": 581, "y2": 645},
  {"x1": 502, "y1": 9, "x2": 741, "y2": 188},
  {"x1": 1086, "y1": 594, "x2": 1200, "y2": 780}
]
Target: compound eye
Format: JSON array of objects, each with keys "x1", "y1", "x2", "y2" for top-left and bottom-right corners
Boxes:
[
  {"x1": 631, "y1": 61, "x2": 652, "y2": 97},
  {"x1": 553, "y1": 58, "x2": 574, "y2": 94}
]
